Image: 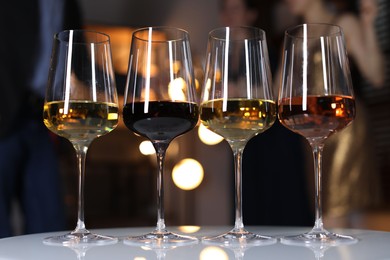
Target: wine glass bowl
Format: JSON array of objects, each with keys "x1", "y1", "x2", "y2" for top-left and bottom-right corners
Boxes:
[
  {"x1": 200, "y1": 98, "x2": 276, "y2": 146},
  {"x1": 123, "y1": 101, "x2": 198, "y2": 143},
  {"x1": 200, "y1": 26, "x2": 277, "y2": 245},
  {"x1": 122, "y1": 27, "x2": 199, "y2": 246},
  {"x1": 278, "y1": 23, "x2": 357, "y2": 244},
  {"x1": 43, "y1": 30, "x2": 119, "y2": 245}
]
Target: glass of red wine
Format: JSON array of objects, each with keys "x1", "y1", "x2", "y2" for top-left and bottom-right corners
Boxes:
[
  {"x1": 122, "y1": 27, "x2": 199, "y2": 246},
  {"x1": 278, "y1": 23, "x2": 358, "y2": 245}
]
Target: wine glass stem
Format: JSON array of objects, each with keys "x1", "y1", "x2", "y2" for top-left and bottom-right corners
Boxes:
[
  {"x1": 156, "y1": 251, "x2": 166, "y2": 260},
  {"x1": 312, "y1": 143, "x2": 325, "y2": 231},
  {"x1": 233, "y1": 147, "x2": 245, "y2": 231},
  {"x1": 74, "y1": 144, "x2": 89, "y2": 233},
  {"x1": 154, "y1": 142, "x2": 169, "y2": 232},
  {"x1": 77, "y1": 252, "x2": 86, "y2": 260},
  {"x1": 234, "y1": 250, "x2": 245, "y2": 260}
]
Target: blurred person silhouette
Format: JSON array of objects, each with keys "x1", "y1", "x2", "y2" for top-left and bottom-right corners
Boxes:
[
  {"x1": 0, "y1": 0, "x2": 81, "y2": 237},
  {"x1": 219, "y1": 0, "x2": 313, "y2": 226},
  {"x1": 281, "y1": 0, "x2": 384, "y2": 226},
  {"x1": 283, "y1": 0, "x2": 384, "y2": 87}
]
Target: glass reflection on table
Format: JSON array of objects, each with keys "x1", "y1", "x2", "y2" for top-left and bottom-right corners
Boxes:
[
  {"x1": 281, "y1": 238, "x2": 358, "y2": 260},
  {"x1": 44, "y1": 242, "x2": 110, "y2": 260}
]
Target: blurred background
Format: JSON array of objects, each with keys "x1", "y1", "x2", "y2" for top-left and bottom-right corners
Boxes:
[{"x1": 1, "y1": 0, "x2": 389, "y2": 237}]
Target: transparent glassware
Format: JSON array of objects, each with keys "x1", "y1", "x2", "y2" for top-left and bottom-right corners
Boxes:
[
  {"x1": 278, "y1": 23, "x2": 358, "y2": 245},
  {"x1": 44, "y1": 243, "x2": 105, "y2": 260},
  {"x1": 43, "y1": 30, "x2": 119, "y2": 245},
  {"x1": 127, "y1": 243, "x2": 188, "y2": 260},
  {"x1": 200, "y1": 26, "x2": 277, "y2": 245},
  {"x1": 122, "y1": 27, "x2": 199, "y2": 246},
  {"x1": 285, "y1": 241, "x2": 356, "y2": 260},
  {"x1": 218, "y1": 242, "x2": 270, "y2": 260}
]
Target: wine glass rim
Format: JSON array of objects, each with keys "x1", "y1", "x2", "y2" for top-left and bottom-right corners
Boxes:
[
  {"x1": 208, "y1": 26, "x2": 266, "y2": 41},
  {"x1": 132, "y1": 26, "x2": 189, "y2": 43},
  {"x1": 54, "y1": 29, "x2": 111, "y2": 45},
  {"x1": 285, "y1": 23, "x2": 342, "y2": 39}
]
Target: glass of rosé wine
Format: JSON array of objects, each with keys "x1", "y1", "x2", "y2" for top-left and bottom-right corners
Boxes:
[{"x1": 278, "y1": 23, "x2": 358, "y2": 245}]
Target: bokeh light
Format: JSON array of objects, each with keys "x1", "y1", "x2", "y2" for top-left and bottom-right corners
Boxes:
[
  {"x1": 199, "y1": 246, "x2": 229, "y2": 260},
  {"x1": 172, "y1": 159, "x2": 204, "y2": 190},
  {"x1": 178, "y1": 225, "x2": 201, "y2": 234},
  {"x1": 139, "y1": 140, "x2": 155, "y2": 155},
  {"x1": 198, "y1": 124, "x2": 224, "y2": 145},
  {"x1": 168, "y1": 77, "x2": 186, "y2": 101}
]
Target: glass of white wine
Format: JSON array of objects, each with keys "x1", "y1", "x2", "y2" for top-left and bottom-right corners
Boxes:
[
  {"x1": 200, "y1": 26, "x2": 277, "y2": 245},
  {"x1": 43, "y1": 30, "x2": 119, "y2": 245}
]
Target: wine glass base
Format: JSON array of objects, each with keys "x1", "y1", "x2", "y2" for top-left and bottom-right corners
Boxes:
[
  {"x1": 43, "y1": 231, "x2": 118, "y2": 246},
  {"x1": 202, "y1": 228, "x2": 276, "y2": 246},
  {"x1": 124, "y1": 230, "x2": 198, "y2": 247},
  {"x1": 280, "y1": 229, "x2": 358, "y2": 246}
]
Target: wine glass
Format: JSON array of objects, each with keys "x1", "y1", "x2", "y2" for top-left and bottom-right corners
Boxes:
[
  {"x1": 122, "y1": 27, "x2": 199, "y2": 246},
  {"x1": 43, "y1": 30, "x2": 119, "y2": 245},
  {"x1": 278, "y1": 23, "x2": 358, "y2": 244},
  {"x1": 200, "y1": 26, "x2": 277, "y2": 245}
]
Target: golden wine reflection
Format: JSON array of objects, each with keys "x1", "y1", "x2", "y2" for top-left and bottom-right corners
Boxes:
[
  {"x1": 200, "y1": 246, "x2": 229, "y2": 260},
  {"x1": 177, "y1": 225, "x2": 201, "y2": 233}
]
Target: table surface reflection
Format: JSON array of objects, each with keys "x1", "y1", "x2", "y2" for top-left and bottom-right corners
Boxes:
[{"x1": 0, "y1": 226, "x2": 389, "y2": 259}]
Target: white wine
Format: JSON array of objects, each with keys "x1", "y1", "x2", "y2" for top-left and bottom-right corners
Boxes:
[
  {"x1": 43, "y1": 100, "x2": 118, "y2": 142},
  {"x1": 200, "y1": 98, "x2": 276, "y2": 142}
]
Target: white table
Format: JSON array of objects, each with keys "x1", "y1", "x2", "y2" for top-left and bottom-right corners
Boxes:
[{"x1": 0, "y1": 226, "x2": 389, "y2": 259}]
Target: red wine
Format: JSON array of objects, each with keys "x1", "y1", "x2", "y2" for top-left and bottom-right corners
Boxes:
[
  {"x1": 123, "y1": 101, "x2": 199, "y2": 142},
  {"x1": 278, "y1": 95, "x2": 355, "y2": 139}
]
